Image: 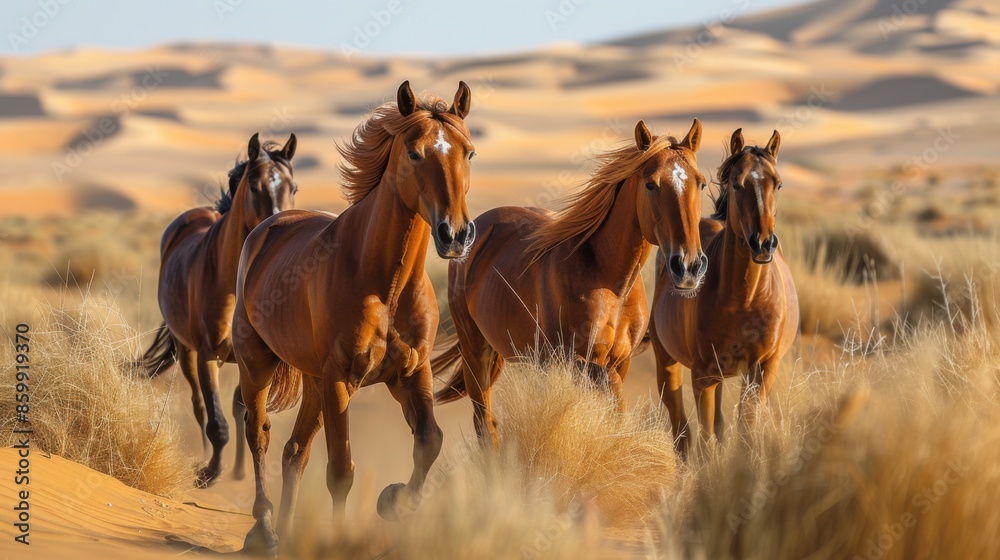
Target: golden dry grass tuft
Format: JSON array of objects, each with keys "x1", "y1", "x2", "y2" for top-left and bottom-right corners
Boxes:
[
  {"x1": 492, "y1": 358, "x2": 679, "y2": 527},
  {"x1": 289, "y1": 359, "x2": 678, "y2": 559},
  {"x1": 659, "y1": 317, "x2": 1000, "y2": 559},
  {"x1": 0, "y1": 288, "x2": 191, "y2": 497}
]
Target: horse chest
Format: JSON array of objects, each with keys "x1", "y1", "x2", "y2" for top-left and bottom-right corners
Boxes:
[
  {"x1": 703, "y1": 307, "x2": 782, "y2": 377},
  {"x1": 330, "y1": 298, "x2": 419, "y2": 387}
]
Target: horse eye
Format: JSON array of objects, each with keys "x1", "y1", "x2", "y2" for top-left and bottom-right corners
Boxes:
[
  {"x1": 700, "y1": 183, "x2": 707, "y2": 190},
  {"x1": 408, "y1": 150, "x2": 420, "y2": 161},
  {"x1": 733, "y1": 182, "x2": 744, "y2": 191},
  {"x1": 645, "y1": 181, "x2": 656, "y2": 191},
  {"x1": 777, "y1": 183, "x2": 783, "y2": 191}
]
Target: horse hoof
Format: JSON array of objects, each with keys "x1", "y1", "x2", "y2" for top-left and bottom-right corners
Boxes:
[
  {"x1": 243, "y1": 525, "x2": 278, "y2": 557},
  {"x1": 195, "y1": 463, "x2": 222, "y2": 488},
  {"x1": 376, "y1": 483, "x2": 407, "y2": 522}
]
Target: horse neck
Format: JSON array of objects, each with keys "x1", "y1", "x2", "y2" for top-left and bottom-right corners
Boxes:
[
  {"x1": 582, "y1": 182, "x2": 651, "y2": 296},
  {"x1": 719, "y1": 212, "x2": 769, "y2": 307},
  {"x1": 348, "y1": 175, "x2": 430, "y2": 302},
  {"x1": 215, "y1": 185, "x2": 255, "y2": 284}
]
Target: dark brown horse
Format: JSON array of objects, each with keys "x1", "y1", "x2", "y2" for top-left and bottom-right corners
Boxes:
[
  {"x1": 139, "y1": 133, "x2": 298, "y2": 486},
  {"x1": 649, "y1": 129, "x2": 799, "y2": 457},
  {"x1": 434, "y1": 119, "x2": 708, "y2": 446},
  {"x1": 232, "y1": 81, "x2": 476, "y2": 554}
]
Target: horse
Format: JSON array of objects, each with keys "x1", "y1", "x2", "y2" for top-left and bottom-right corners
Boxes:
[
  {"x1": 648, "y1": 128, "x2": 799, "y2": 458},
  {"x1": 231, "y1": 81, "x2": 476, "y2": 554},
  {"x1": 433, "y1": 119, "x2": 708, "y2": 446},
  {"x1": 138, "y1": 132, "x2": 298, "y2": 486}
]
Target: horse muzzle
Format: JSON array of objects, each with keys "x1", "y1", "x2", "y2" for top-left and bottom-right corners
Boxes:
[
  {"x1": 668, "y1": 251, "x2": 708, "y2": 293},
  {"x1": 434, "y1": 220, "x2": 476, "y2": 259},
  {"x1": 748, "y1": 233, "x2": 778, "y2": 264}
]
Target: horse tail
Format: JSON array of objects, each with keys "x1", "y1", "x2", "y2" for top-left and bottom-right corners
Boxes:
[
  {"x1": 265, "y1": 361, "x2": 303, "y2": 413},
  {"x1": 432, "y1": 333, "x2": 467, "y2": 404},
  {"x1": 137, "y1": 323, "x2": 178, "y2": 377}
]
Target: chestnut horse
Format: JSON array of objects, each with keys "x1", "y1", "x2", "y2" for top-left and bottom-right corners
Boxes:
[
  {"x1": 139, "y1": 133, "x2": 298, "y2": 485},
  {"x1": 232, "y1": 81, "x2": 476, "y2": 554},
  {"x1": 434, "y1": 119, "x2": 708, "y2": 446},
  {"x1": 649, "y1": 128, "x2": 799, "y2": 457}
]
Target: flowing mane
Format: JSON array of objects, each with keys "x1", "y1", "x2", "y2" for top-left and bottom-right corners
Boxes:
[
  {"x1": 337, "y1": 96, "x2": 472, "y2": 205},
  {"x1": 711, "y1": 145, "x2": 773, "y2": 220},
  {"x1": 216, "y1": 141, "x2": 287, "y2": 214},
  {"x1": 526, "y1": 135, "x2": 680, "y2": 260}
]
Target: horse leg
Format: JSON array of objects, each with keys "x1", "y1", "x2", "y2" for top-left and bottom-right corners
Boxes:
[
  {"x1": 693, "y1": 372, "x2": 720, "y2": 448},
  {"x1": 381, "y1": 362, "x2": 444, "y2": 521},
  {"x1": 609, "y1": 357, "x2": 627, "y2": 413},
  {"x1": 177, "y1": 344, "x2": 208, "y2": 456},
  {"x1": 275, "y1": 374, "x2": 323, "y2": 541},
  {"x1": 741, "y1": 359, "x2": 778, "y2": 429},
  {"x1": 654, "y1": 341, "x2": 689, "y2": 459},
  {"x1": 713, "y1": 383, "x2": 725, "y2": 443},
  {"x1": 236, "y1": 328, "x2": 281, "y2": 555},
  {"x1": 462, "y1": 338, "x2": 501, "y2": 448},
  {"x1": 195, "y1": 352, "x2": 229, "y2": 487},
  {"x1": 322, "y1": 374, "x2": 354, "y2": 520},
  {"x1": 232, "y1": 384, "x2": 247, "y2": 480}
]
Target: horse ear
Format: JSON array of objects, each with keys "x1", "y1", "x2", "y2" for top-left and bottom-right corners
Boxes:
[
  {"x1": 765, "y1": 129, "x2": 781, "y2": 159},
  {"x1": 634, "y1": 120, "x2": 652, "y2": 151},
  {"x1": 397, "y1": 80, "x2": 416, "y2": 117},
  {"x1": 247, "y1": 132, "x2": 261, "y2": 162},
  {"x1": 281, "y1": 133, "x2": 297, "y2": 161},
  {"x1": 679, "y1": 118, "x2": 702, "y2": 152},
  {"x1": 730, "y1": 128, "x2": 745, "y2": 155},
  {"x1": 450, "y1": 81, "x2": 472, "y2": 119}
]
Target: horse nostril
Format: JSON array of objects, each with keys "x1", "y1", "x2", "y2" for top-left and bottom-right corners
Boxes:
[
  {"x1": 454, "y1": 223, "x2": 472, "y2": 245},
  {"x1": 695, "y1": 253, "x2": 708, "y2": 276},
  {"x1": 768, "y1": 233, "x2": 779, "y2": 253},
  {"x1": 437, "y1": 222, "x2": 454, "y2": 245},
  {"x1": 668, "y1": 254, "x2": 686, "y2": 279}
]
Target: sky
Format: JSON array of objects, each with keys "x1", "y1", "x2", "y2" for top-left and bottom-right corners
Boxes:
[{"x1": 3, "y1": 0, "x2": 811, "y2": 56}]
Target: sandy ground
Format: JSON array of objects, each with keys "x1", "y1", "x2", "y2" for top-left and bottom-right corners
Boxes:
[{"x1": 0, "y1": 352, "x2": 662, "y2": 558}]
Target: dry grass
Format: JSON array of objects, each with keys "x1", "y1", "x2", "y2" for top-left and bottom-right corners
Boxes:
[
  {"x1": 288, "y1": 359, "x2": 677, "y2": 559},
  {"x1": 662, "y1": 319, "x2": 1000, "y2": 559},
  {"x1": 0, "y1": 287, "x2": 191, "y2": 497},
  {"x1": 3, "y1": 198, "x2": 1000, "y2": 556}
]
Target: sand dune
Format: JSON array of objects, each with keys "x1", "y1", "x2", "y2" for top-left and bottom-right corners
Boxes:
[
  {"x1": 0, "y1": 448, "x2": 250, "y2": 556},
  {"x1": 0, "y1": 0, "x2": 996, "y2": 217}
]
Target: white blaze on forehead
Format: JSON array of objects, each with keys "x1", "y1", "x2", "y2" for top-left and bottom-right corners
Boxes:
[
  {"x1": 433, "y1": 128, "x2": 451, "y2": 155},
  {"x1": 751, "y1": 169, "x2": 765, "y2": 211},
  {"x1": 269, "y1": 169, "x2": 282, "y2": 215},
  {"x1": 670, "y1": 162, "x2": 688, "y2": 196}
]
